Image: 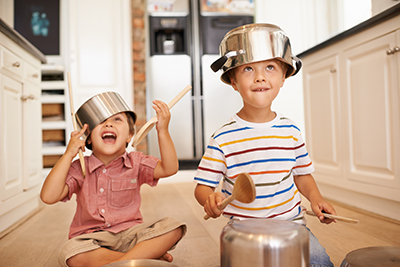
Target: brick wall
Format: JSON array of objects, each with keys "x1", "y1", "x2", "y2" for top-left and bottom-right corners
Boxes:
[{"x1": 131, "y1": 0, "x2": 147, "y2": 153}]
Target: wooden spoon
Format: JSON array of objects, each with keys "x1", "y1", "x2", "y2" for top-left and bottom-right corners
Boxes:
[
  {"x1": 306, "y1": 210, "x2": 359, "y2": 224},
  {"x1": 204, "y1": 173, "x2": 256, "y2": 220},
  {"x1": 67, "y1": 72, "x2": 86, "y2": 177},
  {"x1": 131, "y1": 85, "x2": 192, "y2": 147}
]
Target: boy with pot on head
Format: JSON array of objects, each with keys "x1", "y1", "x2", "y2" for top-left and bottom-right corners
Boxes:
[
  {"x1": 40, "y1": 92, "x2": 186, "y2": 267},
  {"x1": 194, "y1": 23, "x2": 335, "y2": 267}
]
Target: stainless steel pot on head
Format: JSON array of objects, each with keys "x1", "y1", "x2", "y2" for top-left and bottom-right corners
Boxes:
[
  {"x1": 211, "y1": 23, "x2": 302, "y2": 85},
  {"x1": 75, "y1": 92, "x2": 137, "y2": 148},
  {"x1": 221, "y1": 219, "x2": 309, "y2": 267}
]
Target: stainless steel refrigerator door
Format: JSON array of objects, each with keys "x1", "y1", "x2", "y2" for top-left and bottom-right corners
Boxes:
[
  {"x1": 201, "y1": 54, "x2": 243, "y2": 149},
  {"x1": 147, "y1": 55, "x2": 194, "y2": 159}
]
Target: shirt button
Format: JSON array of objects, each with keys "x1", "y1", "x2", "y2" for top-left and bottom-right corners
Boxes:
[
  {"x1": 100, "y1": 188, "x2": 104, "y2": 193},
  {"x1": 103, "y1": 169, "x2": 107, "y2": 173},
  {"x1": 101, "y1": 209, "x2": 105, "y2": 213},
  {"x1": 107, "y1": 224, "x2": 111, "y2": 227}
]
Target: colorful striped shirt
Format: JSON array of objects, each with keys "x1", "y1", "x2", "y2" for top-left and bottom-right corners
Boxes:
[{"x1": 194, "y1": 113, "x2": 314, "y2": 223}]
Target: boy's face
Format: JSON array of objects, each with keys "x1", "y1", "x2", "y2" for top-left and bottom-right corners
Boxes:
[
  {"x1": 231, "y1": 59, "x2": 286, "y2": 111},
  {"x1": 87, "y1": 112, "x2": 133, "y2": 159}
]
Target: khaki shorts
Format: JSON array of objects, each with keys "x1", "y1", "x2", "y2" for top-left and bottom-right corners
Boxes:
[{"x1": 59, "y1": 217, "x2": 187, "y2": 267}]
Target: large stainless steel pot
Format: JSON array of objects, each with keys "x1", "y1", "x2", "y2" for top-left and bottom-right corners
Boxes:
[
  {"x1": 221, "y1": 219, "x2": 309, "y2": 267},
  {"x1": 75, "y1": 91, "x2": 137, "y2": 140},
  {"x1": 101, "y1": 259, "x2": 179, "y2": 267}
]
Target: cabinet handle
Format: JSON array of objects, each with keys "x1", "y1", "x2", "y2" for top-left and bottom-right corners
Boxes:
[
  {"x1": 33, "y1": 73, "x2": 39, "y2": 78},
  {"x1": 386, "y1": 46, "x2": 400, "y2": 55},
  {"x1": 12, "y1": 62, "x2": 21, "y2": 67},
  {"x1": 21, "y1": 95, "x2": 35, "y2": 101},
  {"x1": 330, "y1": 68, "x2": 336, "y2": 73}
]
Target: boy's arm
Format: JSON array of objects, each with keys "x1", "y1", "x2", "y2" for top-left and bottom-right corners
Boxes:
[
  {"x1": 194, "y1": 184, "x2": 225, "y2": 218},
  {"x1": 40, "y1": 125, "x2": 88, "y2": 204},
  {"x1": 152, "y1": 100, "x2": 179, "y2": 179},
  {"x1": 294, "y1": 174, "x2": 337, "y2": 223}
]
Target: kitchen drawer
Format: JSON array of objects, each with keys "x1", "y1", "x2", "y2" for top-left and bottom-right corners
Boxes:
[
  {"x1": 42, "y1": 103, "x2": 64, "y2": 118},
  {"x1": 43, "y1": 155, "x2": 62, "y2": 168},
  {"x1": 42, "y1": 129, "x2": 65, "y2": 142},
  {"x1": 1, "y1": 47, "x2": 25, "y2": 79},
  {"x1": 25, "y1": 62, "x2": 41, "y2": 84}
]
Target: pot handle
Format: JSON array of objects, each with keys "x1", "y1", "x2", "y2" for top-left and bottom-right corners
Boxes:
[
  {"x1": 211, "y1": 50, "x2": 244, "y2": 72},
  {"x1": 211, "y1": 56, "x2": 228, "y2": 72},
  {"x1": 291, "y1": 55, "x2": 302, "y2": 76}
]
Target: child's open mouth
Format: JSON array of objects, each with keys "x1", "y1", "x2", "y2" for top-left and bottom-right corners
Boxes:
[{"x1": 102, "y1": 132, "x2": 117, "y2": 144}]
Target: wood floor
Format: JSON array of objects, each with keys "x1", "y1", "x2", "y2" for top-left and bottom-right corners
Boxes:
[{"x1": 0, "y1": 180, "x2": 399, "y2": 267}]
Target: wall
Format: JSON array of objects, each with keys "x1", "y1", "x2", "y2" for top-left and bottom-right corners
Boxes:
[
  {"x1": 254, "y1": 0, "x2": 307, "y2": 136},
  {"x1": 131, "y1": 0, "x2": 148, "y2": 154}
]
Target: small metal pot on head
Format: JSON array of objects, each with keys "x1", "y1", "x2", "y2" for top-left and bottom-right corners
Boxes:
[{"x1": 75, "y1": 91, "x2": 137, "y2": 149}]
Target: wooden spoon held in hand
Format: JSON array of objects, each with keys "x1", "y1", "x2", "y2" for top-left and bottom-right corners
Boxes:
[
  {"x1": 204, "y1": 173, "x2": 256, "y2": 220},
  {"x1": 131, "y1": 85, "x2": 192, "y2": 147},
  {"x1": 306, "y1": 210, "x2": 359, "y2": 224}
]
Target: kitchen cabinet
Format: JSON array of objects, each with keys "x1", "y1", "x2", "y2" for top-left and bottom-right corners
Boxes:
[
  {"x1": 0, "y1": 29, "x2": 44, "y2": 234},
  {"x1": 301, "y1": 14, "x2": 400, "y2": 220},
  {"x1": 67, "y1": 0, "x2": 133, "y2": 110}
]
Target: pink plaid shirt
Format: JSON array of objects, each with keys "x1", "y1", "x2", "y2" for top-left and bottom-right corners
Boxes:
[{"x1": 63, "y1": 151, "x2": 159, "y2": 239}]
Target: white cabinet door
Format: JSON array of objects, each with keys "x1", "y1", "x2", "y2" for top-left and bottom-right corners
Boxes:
[
  {"x1": 0, "y1": 74, "x2": 23, "y2": 201},
  {"x1": 303, "y1": 55, "x2": 342, "y2": 183},
  {"x1": 68, "y1": 0, "x2": 133, "y2": 109},
  {"x1": 342, "y1": 32, "x2": 400, "y2": 195},
  {"x1": 22, "y1": 81, "x2": 42, "y2": 189}
]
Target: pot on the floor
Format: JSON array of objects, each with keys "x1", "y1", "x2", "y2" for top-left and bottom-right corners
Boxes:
[
  {"x1": 101, "y1": 259, "x2": 178, "y2": 267},
  {"x1": 341, "y1": 246, "x2": 400, "y2": 267},
  {"x1": 220, "y1": 219, "x2": 309, "y2": 267}
]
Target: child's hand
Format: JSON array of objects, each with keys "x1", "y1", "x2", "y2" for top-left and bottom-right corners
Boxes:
[
  {"x1": 153, "y1": 100, "x2": 171, "y2": 133},
  {"x1": 204, "y1": 192, "x2": 226, "y2": 218},
  {"x1": 65, "y1": 124, "x2": 88, "y2": 159},
  {"x1": 311, "y1": 200, "x2": 337, "y2": 224}
]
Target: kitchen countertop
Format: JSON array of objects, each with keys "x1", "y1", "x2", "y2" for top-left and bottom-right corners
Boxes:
[
  {"x1": 298, "y1": 3, "x2": 400, "y2": 58},
  {"x1": 0, "y1": 18, "x2": 46, "y2": 63}
]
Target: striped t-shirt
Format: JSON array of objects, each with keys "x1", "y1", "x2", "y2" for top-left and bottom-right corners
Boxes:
[{"x1": 194, "y1": 113, "x2": 314, "y2": 223}]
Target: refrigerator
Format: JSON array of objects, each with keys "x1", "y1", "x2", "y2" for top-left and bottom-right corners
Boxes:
[{"x1": 146, "y1": 0, "x2": 254, "y2": 164}]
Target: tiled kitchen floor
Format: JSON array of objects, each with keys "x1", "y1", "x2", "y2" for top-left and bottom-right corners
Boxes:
[{"x1": 0, "y1": 171, "x2": 399, "y2": 266}]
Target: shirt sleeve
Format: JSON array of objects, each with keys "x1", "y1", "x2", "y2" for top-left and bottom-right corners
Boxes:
[
  {"x1": 62, "y1": 159, "x2": 84, "y2": 202},
  {"x1": 292, "y1": 131, "x2": 315, "y2": 176},
  {"x1": 194, "y1": 137, "x2": 225, "y2": 188}
]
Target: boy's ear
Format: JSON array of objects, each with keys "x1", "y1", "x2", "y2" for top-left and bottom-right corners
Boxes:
[
  {"x1": 231, "y1": 79, "x2": 239, "y2": 91},
  {"x1": 126, "y1": 133, "x2": 134, "y2": 144},
  {"x1": 280, "y1": 76, "x2": 286, "y2": 88}
]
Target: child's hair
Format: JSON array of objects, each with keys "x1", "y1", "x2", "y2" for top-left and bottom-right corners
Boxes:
[
  {"x1": 126, "y1": 111, "x2": 136, "y2": 135},
  {"x1": 85, "y1": 111, "x2": 136, "y2": 150},
  {"x1": 228, "y1": 58, "x2": 289, "y2": 84}
]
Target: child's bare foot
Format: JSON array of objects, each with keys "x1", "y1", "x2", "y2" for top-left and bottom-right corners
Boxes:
[{"x1": 159, "y1": 253, "x2": 173, "y2": 262}]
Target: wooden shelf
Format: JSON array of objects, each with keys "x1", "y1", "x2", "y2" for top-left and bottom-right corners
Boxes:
[{"x1": 40, "y1": 66, "x2": 68, "y2": 170}]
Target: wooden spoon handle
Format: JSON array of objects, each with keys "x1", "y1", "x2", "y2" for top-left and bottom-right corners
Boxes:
[
  {"x1": 67, "y1": 72, "x2": 86, "y2": 177},
  {"x1": 131, "y1": 85, "x2": 192, "y2": 147},
  {"x1": 203, "y1": 195, "x2": 234, "y2": 220},
  {"x1": 306, "y1": 211, "x2": 359, "y2": 224},
  {"x1": 167, "y1": 85, "x2": 192, "y2": 109}
]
